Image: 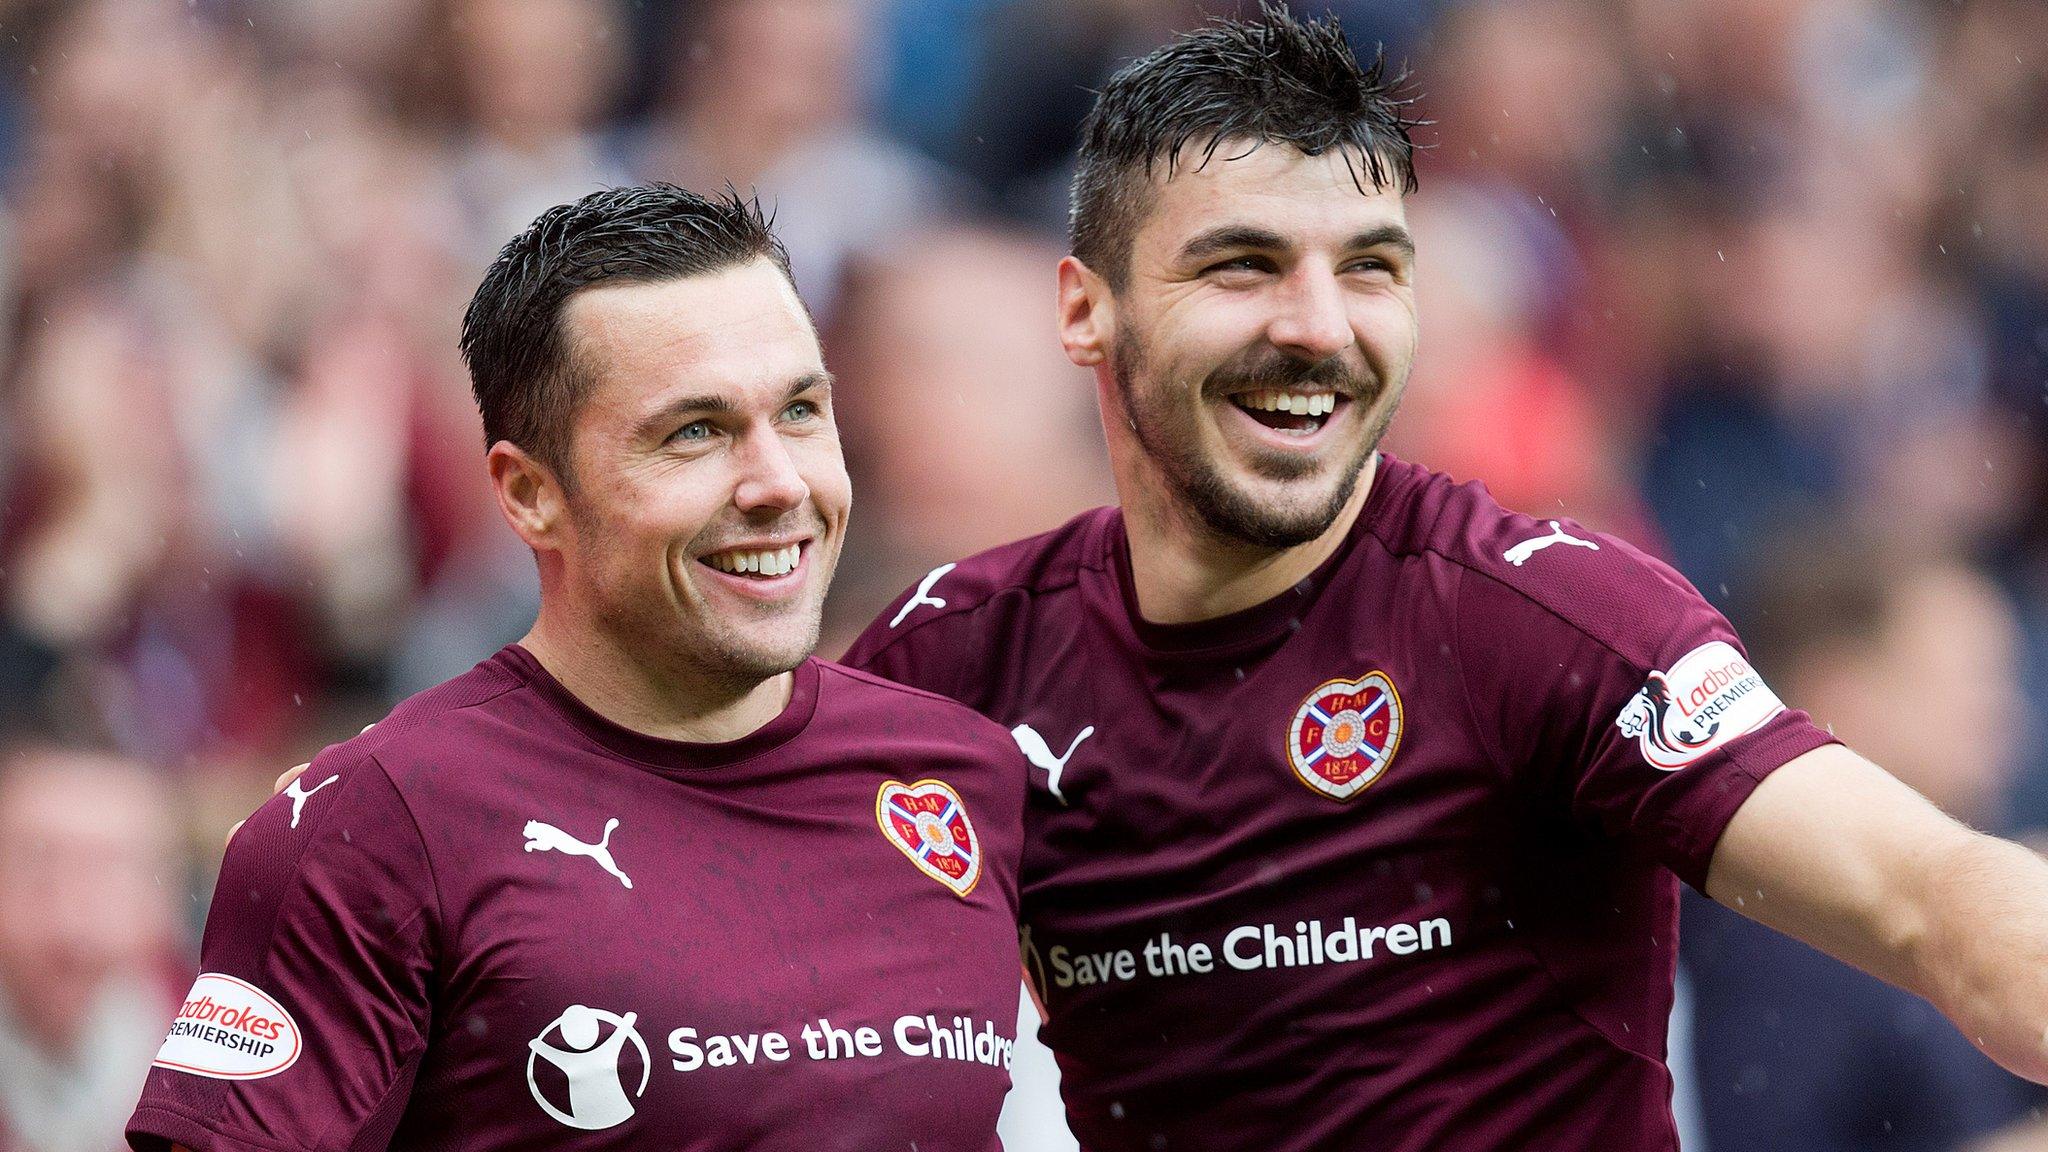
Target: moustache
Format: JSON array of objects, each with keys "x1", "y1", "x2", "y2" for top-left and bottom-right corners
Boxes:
[
  {"x1": 1203, "y1": 354, "x2": 1376, "y2": 401},
  {"x1": 691, "y1": 512, "x2": 828, "y2": 557}
]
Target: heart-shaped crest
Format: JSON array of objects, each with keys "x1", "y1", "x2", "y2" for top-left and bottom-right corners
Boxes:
[
  {"x1": 1287, "y1": 672, "x2": 1403, "y2": 801},
  {"x1": 875, "y1": 779, "x2": 982, "y2": 897}
]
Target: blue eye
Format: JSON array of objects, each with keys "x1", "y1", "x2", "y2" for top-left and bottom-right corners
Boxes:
[
  {"x1": 1208, "y1": 256, "x2": 1269, "y2": 275},
  {"x1": 672, "y1": 421, "x2": 713, "y2": 443},
  {"x1": 785, "y1": 400, "x2": 819, "y2": 421}
]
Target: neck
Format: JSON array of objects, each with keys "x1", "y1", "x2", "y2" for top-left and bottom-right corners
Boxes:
[
  {"x1": 1119, "y1": 454, "x2": 1378, "y2": 626},
  {"x1": 519, "y1": 604, "x2": 794, "y2": 745}
]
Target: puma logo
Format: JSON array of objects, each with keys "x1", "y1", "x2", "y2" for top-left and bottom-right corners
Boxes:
[
  {"x1": 1504, "y1": 521, "x2": 1600, "y2": 567},
  {"x1": 889, "y1": 563, "x2": 958, "y2": 627},
  {"x1": 524, "y1": 818, "x2": 633, "y2": 889},
  {"x1": 1010, "y1": 723, "x2": 1094, "y2": 806},
  {"x1": 284, "y1": 774, "x2": 340, "y2": 829}
]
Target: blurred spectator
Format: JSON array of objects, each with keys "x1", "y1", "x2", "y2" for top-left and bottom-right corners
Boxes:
[
  {"x1": 444, "y1": 0, "x2": 634, "y2": 259},
  {"x1": 0, "y1": 741, "x2": 181, "y2": 1152},
  {"x1": 825, "y1": 226, "x2": 1113, "y2": 651},
  {"x1": 1683, "y1": 529, "x2": 2042, "y2": 1151},
  {"x1": 627, "y1": 0, "x2": 963, "y2": 319}
]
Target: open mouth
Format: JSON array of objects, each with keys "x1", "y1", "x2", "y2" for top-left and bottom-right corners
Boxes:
[
  {"x1": 1229, "y1": 389, "x2": 1347, "y2": 437},
  {"x1": 699, "y1": 541, "x2": 805, "y2": 581}
]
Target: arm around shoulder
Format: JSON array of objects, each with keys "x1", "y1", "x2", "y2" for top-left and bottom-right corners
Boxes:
[{"x1": 1708, "y1": 743, "x2": 2048, "y2": 1084}]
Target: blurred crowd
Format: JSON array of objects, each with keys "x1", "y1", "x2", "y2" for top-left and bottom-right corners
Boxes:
[{"x1": 0, "y1": 0, "x2": 2041, "y2": 1148}]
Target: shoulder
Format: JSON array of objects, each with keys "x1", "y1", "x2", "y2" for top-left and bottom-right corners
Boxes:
[
  {"x1": 845, "y1": 507, "x2": 1113, "y2": 663},
  {"x1": 1366, "y1": 457, "x2": 1712, "y2": 672},
  {"x1": 315, "y1": 650, "x2": 531, "y2": 782},
  {"x1": 818, "y1": 661, "x2": 1028, "y2": 756}
]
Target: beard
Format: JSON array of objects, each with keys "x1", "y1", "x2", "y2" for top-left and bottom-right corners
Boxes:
[
  {"x1": 1111, "y1": 331, "x2": 1402, "y2": 549},
  {"x1": 568, "y1": 496, "x2": 832, "y2": 694}
]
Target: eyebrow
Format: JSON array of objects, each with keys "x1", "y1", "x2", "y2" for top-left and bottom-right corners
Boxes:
[
  {"x1": 635, "y1": 371, "x2": 834, "y2": 441},
  {"x1": 1176, "y1": 223, "x2": 1417, "y2": 265}
]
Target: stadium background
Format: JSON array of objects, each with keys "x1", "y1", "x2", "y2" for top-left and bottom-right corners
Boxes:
[{"x1": 0, "y1": 0, "x2": 2042, "y2": 1147}]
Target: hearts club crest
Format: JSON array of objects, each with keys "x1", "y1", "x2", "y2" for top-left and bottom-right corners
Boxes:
[
  {"x1": 875, "y1": 780, "x2": 982, "y2": 897},
  {"x1": 1288, "y1": 672, "x2": 1403, "y2": 801}
]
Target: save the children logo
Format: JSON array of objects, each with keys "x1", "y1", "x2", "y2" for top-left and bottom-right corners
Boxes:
[
  {"x1": 152, "y1": 973, "x2": 302, "y2": 1080},
  {"x1": 526, "y1": 1004, "x2": 650, "y2": 1131},
  {"x1": 1614, "y1": 640, "x2": 1785, "y2": 771}
]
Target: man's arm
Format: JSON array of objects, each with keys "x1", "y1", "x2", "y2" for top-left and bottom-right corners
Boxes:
[{"x1": 1708, "y1": 743, "x2": 2048, "y2": 1084}]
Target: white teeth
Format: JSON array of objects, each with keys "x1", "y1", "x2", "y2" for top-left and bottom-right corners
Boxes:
[
  {"x1": 1234, "y1": 390, "x2": 1338, "y2": 415},
  {"x1": 705, "y1": 543, "x2": 802, "y2": 577}
]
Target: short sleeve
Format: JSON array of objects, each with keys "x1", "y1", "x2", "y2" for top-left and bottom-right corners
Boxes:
[
  {"x1": 842, "y1": 600, "x2": 966, "y2": 703},
  {"x1": 128, "y1": 752, "x2": 437, "y2": 1152},
  {"x1": 1452, "y1": 542, "x2": 1836, "y2": 891}
]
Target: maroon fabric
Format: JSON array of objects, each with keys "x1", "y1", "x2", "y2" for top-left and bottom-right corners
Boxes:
[
  {"x1": 129, "y1": 648, "x2": 1027, "y2": 1151},
  {"x1": 845, "y1": 452, "x2": 1835, "y2": 1151}
]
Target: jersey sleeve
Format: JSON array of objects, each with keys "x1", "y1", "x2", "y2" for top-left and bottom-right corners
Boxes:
[
  {"x1": 842, "y1": 595, "x2": 968, "y2": 703},
  {"x1": 1451, "y1": 532, "x2": 1837, "y2": 891},
  {"x1": 128, "y1": 751, "x2": 438, "y2": 1152}
]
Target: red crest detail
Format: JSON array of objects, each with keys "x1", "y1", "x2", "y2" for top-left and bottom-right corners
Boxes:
[
  {"x1": 1287, "y1": 672, "x2": 1403, "y2": 801},
  {"x1": 875, "y1": 780, "x2": 982, "y2": 897}
]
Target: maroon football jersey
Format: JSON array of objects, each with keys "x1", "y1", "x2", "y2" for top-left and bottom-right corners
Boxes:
[
  {"x1": 128, "y1": 647, "x2": 1027, "y2": 1152},
  {"x1": 844, "y1": 452, "x2": 1835, "y2": 1151}
]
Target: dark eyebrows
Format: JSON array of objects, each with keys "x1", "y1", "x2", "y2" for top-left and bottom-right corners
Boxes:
[
  {"x1": 1176, "y1": 223, "x2": 1417, "y2": 267},
  {"x1": 635, "y1": 370, "x2": 834, "y2": 441},
  {"x1": 785, "y1": 371, "x2": 832, "y2": 401},
  {"x1": 1347, "y1": 224, "x2": 1416, "y2": 262},
  {"x1": 1177, "y1": 225, "x2": 1289, "y2": 265}
]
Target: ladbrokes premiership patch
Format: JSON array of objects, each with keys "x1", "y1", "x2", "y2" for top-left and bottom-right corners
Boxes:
[
  {"x1": 1288, "y1": 672, "x2": 1403, "y2": 801},
  {"x1": 153, "y1": 972, "x2": 301, "y2": 1080},
  {"x1": 1615, "y1": 640, "x2": 1785, "y2": 771},
  {"x1": 876, "y1": 780, "x2": 982, "y2": 897}
]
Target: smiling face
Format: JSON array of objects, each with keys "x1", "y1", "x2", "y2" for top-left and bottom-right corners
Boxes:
[
  {"x1": 1088, "y1": 143, "x2": 1418, "y2": 548},
  {"x1": 541, "y1": 260, "x2": 849, "y2": 691}
]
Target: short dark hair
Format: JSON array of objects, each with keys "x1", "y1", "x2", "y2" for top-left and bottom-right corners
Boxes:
[
  {"x1": 1069, "y1": 5, "x2": 1421, "y2": 289},
  {"x1": 460, "y1": 183, "x2": 793, "y2": 482}
]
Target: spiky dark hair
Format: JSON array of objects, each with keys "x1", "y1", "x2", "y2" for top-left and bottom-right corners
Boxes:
[
  {"x1": 1069, "y1": 4, "x2": 1420, "y2": 289},
  {"x1": 460, "y1": 183, "x2": 793, "y2": 483}
]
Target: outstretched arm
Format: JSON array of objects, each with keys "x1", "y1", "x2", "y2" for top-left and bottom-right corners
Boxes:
[{"x1": 1709, "y1": 743, "x2": 2048, "y2": 1084}]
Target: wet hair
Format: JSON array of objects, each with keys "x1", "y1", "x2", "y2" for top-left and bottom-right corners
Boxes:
[
  {"x1": 1069, "y1": 4, "x2": 1421, "y2": 289},
  {"x1": 460, "y1": 183, "x2": 792, "y2": 483}
]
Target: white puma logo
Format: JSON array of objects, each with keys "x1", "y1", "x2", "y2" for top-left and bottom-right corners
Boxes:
[
  {"x1": 1010, "y1": 723, "x2": 1094, "y2": 806},
  {"x1": 284, "y1": 774, "x2": 340, "y2": 829},
  {"x1": 889, "y1": 563, "x2": 958, "y2": 627},
  {"x1": 524, "y1": 818, "x2": 633, "y2": 889},
  {"x1": 1504, "y1": 521, "x2": 1601, "y2": 567}
]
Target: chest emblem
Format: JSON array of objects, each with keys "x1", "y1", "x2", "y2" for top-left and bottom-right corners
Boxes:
[
  {"x1": 524, "y1": 818, "x2": 633, "y2": 889},
  {"x1": 1010, "y1": 723, "x2": 1093, "y2": 805},
  {"x1": 875, "y1": 780, "x2": 982, "y2": 897},
  {"x1": 1287, "y1": 672, "x2": 1404, "y2": 801}
]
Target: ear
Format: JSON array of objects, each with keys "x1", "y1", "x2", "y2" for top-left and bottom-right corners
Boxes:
[
  {"x1": 488, "y1": 441, "x2": 568, "y2": 551},
  {"x1": 1057, "y1": 256, "x2": 1114, "y2": 367}
]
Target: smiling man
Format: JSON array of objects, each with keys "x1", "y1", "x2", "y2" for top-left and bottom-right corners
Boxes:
[
  {"x1": 126, "y1": 186, "x2": 1028, "y2": 1151},
  {"x1": 845, "y1": 10, "x2": 2048, "y2": 1149}
]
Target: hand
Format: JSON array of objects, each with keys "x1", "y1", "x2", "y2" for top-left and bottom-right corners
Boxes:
[
  {"x1": 224, "y1": 763, "x2": 308, "y2": 848},
  {"x1": 223, "y1": 724, "x2": 376, "y2": 848}
]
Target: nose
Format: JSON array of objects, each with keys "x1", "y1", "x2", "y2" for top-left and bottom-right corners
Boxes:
[
  {"x1": 1265, "y1": 265, "x2": 1356, "y2": 363},
  {"x1": 732, "y1": 422, "x2": 811, "y2": 515}
]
